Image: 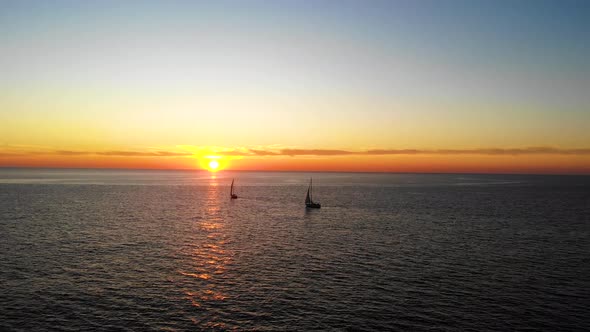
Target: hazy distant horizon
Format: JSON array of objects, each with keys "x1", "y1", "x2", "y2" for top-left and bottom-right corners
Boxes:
[{"x1": 1, "y1": 165, "x2": 589, "y2": 176}]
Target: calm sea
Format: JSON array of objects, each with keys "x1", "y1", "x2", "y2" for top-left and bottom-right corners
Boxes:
[{"x1": 1, "y1": 168, "x2": 589, "y2": 331}]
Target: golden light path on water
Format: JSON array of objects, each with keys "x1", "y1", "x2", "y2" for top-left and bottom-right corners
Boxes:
[{"x1": 176, "y1": 176, "x2": 233, "y2": 329}]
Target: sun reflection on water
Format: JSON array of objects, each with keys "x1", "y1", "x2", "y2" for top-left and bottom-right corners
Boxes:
[{"x1": 177, "y1": 179, "x2": 232, "y2": 321}]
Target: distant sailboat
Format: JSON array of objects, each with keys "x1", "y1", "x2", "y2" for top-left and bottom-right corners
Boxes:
[
  {"x1": 230, "y1": 179, "x2": 238, "y2": 199},
  {"x1": 305, "y1": 178, "x2": 321, "y2": 208}
]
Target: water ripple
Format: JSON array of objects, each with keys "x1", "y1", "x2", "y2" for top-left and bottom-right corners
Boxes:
[{"x1": 1, "y1": 173, "x2": 589, "y2": 330}]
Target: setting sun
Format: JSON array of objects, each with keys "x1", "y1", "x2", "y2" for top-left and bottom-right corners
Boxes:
[
  {"x1": 208, "y1": 160, "x2": 219, "y2": 171},
  {"x1": 0, "y1": 1, "x2": 589, "y2": 176}
]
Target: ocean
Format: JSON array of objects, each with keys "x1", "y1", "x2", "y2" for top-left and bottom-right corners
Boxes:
[{"x1": 0, "y1": 168, "x2": 589, "y2": 331}]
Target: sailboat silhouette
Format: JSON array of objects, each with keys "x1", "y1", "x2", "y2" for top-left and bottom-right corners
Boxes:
[
  {"x1": 230, "y1": 179, "x2": 238, "y2": 199},
  {"x1": 305, "y1": 178, "x2": 321, "y2": 208}
]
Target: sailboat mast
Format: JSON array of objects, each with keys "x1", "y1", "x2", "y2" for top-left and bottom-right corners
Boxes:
[{"x1": 310, "y1": 178, "x2": 313, "y2": 201}]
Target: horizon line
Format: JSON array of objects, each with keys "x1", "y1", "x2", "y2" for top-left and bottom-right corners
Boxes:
[{"x1": 1, "y1": 165, "x2": 588, "y2": 176}]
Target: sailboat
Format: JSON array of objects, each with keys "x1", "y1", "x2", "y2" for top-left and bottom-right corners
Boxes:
[
  {"x1": 230, "y1": 179, "x2": 238, "y2": 199},
  {"x1": 305, "y1": 178, "x2": 321, "y2": 208}
]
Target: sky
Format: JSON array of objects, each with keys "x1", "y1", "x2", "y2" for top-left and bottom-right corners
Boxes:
[{"x1": 1, "y1": 0, "x2": 589, "y2": 173}]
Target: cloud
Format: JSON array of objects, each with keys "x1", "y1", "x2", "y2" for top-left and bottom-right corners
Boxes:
[
  {"x1": 214, "y1": 150, "x2": 256, "y2": 156},
  {"x1": 364, "y1": 149, "x2": 422, "y2": 155},
  {"x1": 0, "y1": 152, "x2": 26, "y2": 157},
  {"x1": 280, "y1": 149, "x2": 355, "y2": 156},
  {"x1": 55, "y1": 150, "x2": 91, "y2": 156},
  {"x1": 248, "y1": 149, "x2": 280, "y2": 156},
  {"x1": 96, "y1": 151, "x2": 192, "y2": 157},
  {"x1": 212, "y1": 146, "x2": 590, "y2": 157},
  {"x1": 3, "y1": 150, "x2": 193, "y2": 157},
  {"x1": 2, "y1": 146, "x2": 590, "y2": 158},
  {"x1": 428, "y1": 147, "x2": 590, "y2": 155}
]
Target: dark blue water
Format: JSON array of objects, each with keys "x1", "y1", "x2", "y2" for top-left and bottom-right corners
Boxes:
[{"x1": 1, "y1": 168, "x2": 589, "y2": 331}]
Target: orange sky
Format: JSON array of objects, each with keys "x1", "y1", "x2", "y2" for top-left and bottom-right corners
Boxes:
[
  {"x1": 2, "y1": 150, "x2": 589, "y2": 174},
  {"x1": 2, "y1": 2, "x2": 589, "y2": 174}
]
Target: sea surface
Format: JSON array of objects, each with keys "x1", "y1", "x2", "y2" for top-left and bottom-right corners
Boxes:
[{"x1": 0, "y1": 168, "x2": 589, "y2": 331}]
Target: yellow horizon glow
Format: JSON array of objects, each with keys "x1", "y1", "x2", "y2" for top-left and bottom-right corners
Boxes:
[{"x1": 1, "y1": 145, "x2": 589, "y2": 174}]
